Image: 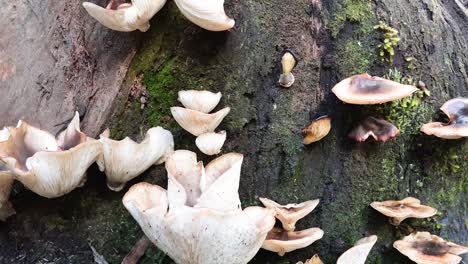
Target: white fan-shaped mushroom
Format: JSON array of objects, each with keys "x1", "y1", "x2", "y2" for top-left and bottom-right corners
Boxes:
[
  {"x1": 337, "y1": 235, "x2": 378, "y2": 264},
  {"x1": 195, "y1": 131, "x2": 226, "y2": 156},
  {"x1": 98, "y1": 127, "x2": 174, "y2": 192},
  {"x1": 82, "y1": 0, "x2": 167, "y2": 32},
  {"x1": 174, "y1": 0, "x2": 235, "y2": 31},
  {"x1": 178, "y1": 90, "x2": 222, "y2": 113},
  {"x1": 171, "y1": 107, "x2": 230, "y2": 136}
]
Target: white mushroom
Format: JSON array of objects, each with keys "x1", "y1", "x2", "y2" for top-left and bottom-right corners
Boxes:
[
  {"x1": 171, "y1": 107, "x2": 230, "y2": 136},
  {"x1": 177, "y1": 90, "x2": 222, "y2": 113},
  {"x1": 337, "y1": 235, "x2": 378, "y2": 264},
  {"x1": 195, "y1": 131, "x2": 226, "y2": 156},
  {"x1": 173, "y1": 0, "x2": 235, "y2": 31}
]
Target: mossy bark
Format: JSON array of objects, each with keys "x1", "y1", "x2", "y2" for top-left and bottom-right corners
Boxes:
[{"x1": 1, "y1": 0, "x2": 467, "y2": 263}]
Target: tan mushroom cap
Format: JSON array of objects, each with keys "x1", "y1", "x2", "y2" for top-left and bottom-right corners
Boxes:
[
  {"x1": 337, "y1": 235, "x2": 378, "y2": 264},
  {"x1": 421, "y1": 98, "x2": 468, "y2": 139},
  {"x1": 332, "y1": 73, "x2": 418, "y2": 104},
  {"x1": 259, "y1": 197, "x2": 320, "y2": 231},
  {"x1": 262, "y1": 227, "x2": 324, "y2": 256},
  {"x1": 279, "y1": 52, "x2": 297, "y2": 88},
  {"x1": 297, "y1": 254, "x2": 324, "y2": 264},
  {"x1": 171, "y1": 107, "x2": 231, "y2": 136},
  {"x1": 348, "y1": 117, "x2": 400, "y2": 142},
  {"x1": 394, "y1": 232, "x2": 468, "y2": 264},
  {"x1": 370, "y1": 197, "x2": 437, "y2": 225},
  {"x1": 302, "y1": 116, "x2": 331, "y2": 144}
]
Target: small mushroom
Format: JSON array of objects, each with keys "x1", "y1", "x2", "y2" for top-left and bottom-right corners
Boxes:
[
  {"x1": 394, "y1": 232, "x2": 468, "y2": 264},
  {"x1": 82, "y1": 0, "x2": 166, "y2": 32},
  {"x1": 262, "y1": 227, "x2": 324, "y2": 256},
  {"x1": 174, "y1": 0, "x2": 235, "y2": 31},
  {"x1": 421, "y1": 98, "x2": 468, "y2": 139},
  {"x1": 348, "y1": 116, "x2": 399, "y2": 142},
  {"x1": 370, "y1": 197, "x2": 437, "y2": 225},
  {"x1": 332, "y1": 73, "x2": 418, "y2": 104},
  {"x1": 302, "y1": 116, "x2": 331, "y2": 144},
  {"x1": 279, "y1": 52, "x2": 297, "y2": 88},
  {"x1": 171, "y1": 107, "x2": 230, "y2": 136},
  {"x1": 336, "y1": 235, "x2": 378, "y2": 264},
  {"x1": 259, "y1": 197, "x2": 319, "y2": 231},
  {"x1": 297, "y1": 254, "x2": 324, "y2": 264},
  {"x1": 177, "y1": 90, "x2": 222, "y2": 114},
  {"x1": 195, "y1": 131, "x2": 226, "y2": 156},
  {"x1": 97, "y1": 127, "x2": 174, "y2": 192}
]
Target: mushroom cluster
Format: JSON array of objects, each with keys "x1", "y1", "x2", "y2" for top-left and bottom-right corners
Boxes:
[{"x1": 83, "y1": 0, "x2": 235, "y2": 32}]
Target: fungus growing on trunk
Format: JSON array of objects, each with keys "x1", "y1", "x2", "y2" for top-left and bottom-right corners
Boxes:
[
  {"x1": 297, "y1": 254, "x2": 324, "y2": 264},
  {"x1": 171, "y1": 107, "x2": 230, "y2": 136},
  {"x1": 421, "y1": 98, "x2": 468, "y2": 139},
  {"x1": 302, "y1": 116, "x2": 331, "y2": 144},
  {"x1": 178, "y1": 90, "x2": 222, "y2": 114},
  {"x1": 279, "y1": 51, "x2": 298, "y2": 88},
  {"x1": 370, "y1": 197, "x2": 437, "y2": 225},
  {"x1": 195, "y1": 131, "x2": 226, "y2": 156},
  {"x1": 348, "y1": 117, "x2": 399, "y2": 142},
  {"x1": 174, "y1": 0, "x2": 235, "y2": 31},
  {"x1": 332, "y1": 73, "x2": 417, "y2": 104},
  {"x1": 394, "y1": 232, "x2": 468, "y2": 264},
  {"x1": 262, "y1": 227, "x2": 324, "y2": 256},
  {"x1": 336, "y1": 235, "x2": 378, "y2": 264}
]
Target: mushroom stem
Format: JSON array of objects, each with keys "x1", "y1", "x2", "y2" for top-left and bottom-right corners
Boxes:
[{"x1": 390, "y1": 217, "x2": 404, "y2": 226}]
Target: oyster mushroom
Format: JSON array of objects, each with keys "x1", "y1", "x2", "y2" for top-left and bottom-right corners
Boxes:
[
  {"x1": 332, "y1": 73, "x2": 418, "y2": 104},
  {"x1": 177, "y1": 90, "x2": 222, "y2": 113},
  {"x1": 370, "y1": 197, "x2": 437, "y2": 225},
  {"x1": 421, "y1": 98, "x2": 468, "y2": 139},
  {"x1": 195, "y1": 131, "x2": 226, "y2": 156},
  {"x1": 262, "y1": 227, "x2": 324, "y2": 256},
  {"x1": 279, "y1": 51, "x2": 297, "y2": 88},
  {"x1": 297, "y1": 254, "x2": 324, "y2": 264},
  {"x1": 259, "y1": 197, "x2": 319, "y2": 231},
  {"x1": 123, "y1": 150, "x2": 276, "y2": 264},
  {"x1": 97, "y1": 127, "x2": 174, "y2": 191},
  {"x1": 394, "y1": 232, "x2": 468, "y2": 264},
  {"x1": 348, "y1": 116, "x2": 400, "y2": 142},
  {"x1": 336, "y1": 235, "x2": 378, "y2": 264},
  {"x1": 171, "y1": 107, "x2": 230, "y2": 136},
  {"x1": 302, "y1": 116, "x2": 331, "y2": 144},
  {"x1": 174, "y1": 0, "x2": 235, "y2": 31}
]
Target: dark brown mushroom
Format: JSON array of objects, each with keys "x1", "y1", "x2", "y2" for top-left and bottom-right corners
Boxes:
[{"x1": 348, "y1": 117, "x2": 399, "y2": 142}]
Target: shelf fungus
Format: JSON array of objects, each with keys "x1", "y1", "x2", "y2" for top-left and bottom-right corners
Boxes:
[
  {"x1": 348, "y1": 117, "x2": 399, "y2": 142},
  {"x1": 195, "y1": 131, "x2": 226, "y2": 156},
  {"x1": 0, "y1": 112, "x2": 102, "y2": 198},
  {"x1": 82, "y1": 0, "x2": 166, "y2": 32},
  {"x1": 97, "y1": 127, "x2": 174, "y2": 192},
  {"x1": 279, "y1": 51, "x2": 298, "y2": 88},
  {"x1": 262, "y1": 227, "x2": 324, "y2": 256},
  {"x1": 332, "y1": 73, "x2": 418, "y2": 104},
  {"x1": 394, "y1": 232, "x2": 468, "y2": 264},
  {"x1": 174, "y1": 0, "x2": 235, "y2": 31},
  {"x1": 171, "y1": 105, "x2": 230, "y2": 137},
  {"x1": 123, "y1": 150, "x2": 276, "y2": 264},
  {"x1": 302, "y1": 116, "x2": 331, "y2": 144},
  {"x1": 259, "y1": 197, "x2": 320, "y2": 231},
  {"x1": 370, "y1": 197, "x2": 437, "y2": 225},
  {"x1": 337, "y1": 235, "x2": 378, "y2": 264},
  {"x1": 421, "y1": 98, "x2": 468, "y2": 139},
  {"x1": 297, "y1": 254, "x2": 324, "y2": 264},
  {"x1": 178, "y1": 90, "x2": 222, "y2": 114}
]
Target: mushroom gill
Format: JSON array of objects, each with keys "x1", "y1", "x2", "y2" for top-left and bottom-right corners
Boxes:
[
  {"x1": 421, "y1": 98, "x2": 468, "y2": 139},
  {"x1": 370, "y1": 197, "x2": 437, "y2": 225},
  {"x1": 348, "y1": 116, "x2": 399, "y2": 142},
  {"x1": 262, "y1": 227, "x2": 324, "y2": 256},
  {"x1": 302, "y1": 116, "x2": 331, "y2": 144},
  {"x1": 336, "y1": 235, "x2": 378, "y2": 264}
]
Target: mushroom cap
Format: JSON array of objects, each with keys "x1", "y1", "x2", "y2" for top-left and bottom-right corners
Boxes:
[
  {"x1": 56, "y1": 112, "x2": 87, "y2": 151},
  {"x1": 173, "y1": 0, "x2": 235, "y2": 31},
  {"x1": 177, "y1": 90, "x2": 222, "y2": 113},
  {"x1": 348, "y1": 116, "x2": 400, "y2": 142},
  {"x1": 332, "y1": 73, "x2": 418, "y2": 104},
  {"x1": 279, "y1": 73, "x2": 295, "y2": 88},
  {"x1": 394, "y1": 232, "x2": 468, "y2": 264},
  {"x1": 281, "y1": 52, "x2": 297, "y2": 74},
  {"x1": 195, "y1": 131, "x2": 226, "y2": 156},
  {"x1": 98, "y1": 127, "x2": 174, "y2": 191},
  {"x1": 82, "y1": 0, "x2": 167, "y2": 32},
  {"x1": 297, "y1": 254, "x2": 324, "y2": 264},
  {"x1": 171, "y1": 107, "x2": 230, "y2": 136},
  {"x1": 336, "y1": 235, "x2": 378, "y2": 264},
  {"x1": 262, "y1": 227, "x2": 324, "y2": 256},
  {"x1": 421, "y1": 98, "x2": 468, "y2": 139},
  {"x1": 370, "y1": 197, "x2": 437, "y2": 225},
  {"x1": 302, "y1": 116, "x2": 331, "y2": 144},
  {"x1": 259, "y1": 197, "x2": 319, "y2": 231}
]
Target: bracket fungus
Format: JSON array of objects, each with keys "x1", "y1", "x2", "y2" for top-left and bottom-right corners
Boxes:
[
  {"x1": 336, "y1": 235, "x2": 378, "y2": 264},
  {"x1": 332, "y1": 73, "x2": 418, "y2": 104},
  {"x1": 370, "y1": 197, "x2": 437, "y2": 225},
  {"x1": 421, "y1": 98, "x2": 468, "y2": 139},
  {"x1": 279, "y1": 51, "x2": 298, "y2": 88},
  {"x1": 97, "y1": 127, "x2": 174, "y2": 191},
  {"x1": 171, "y1": 107, "x2": 230, "y2": 136},
  {"x1": 394, "y1": 232, "x2": 468, "y2": 264},
  {"x1": 0, "y1": 112, "x2": 102, "y2": 198},
  {"x1": 178, "y1": 90, "x2": 222, "y2": 114},
  {"x1": 123, "y1": 150, "x2": 276, "y2": 264},
  {"x1": 262, "y1": 227, "x2": 324, "y2": 256},
  {"x1": 348, "y1": 116, "x2": 400, "y2": 142},
  {"x1": 82, "y1": 0, "x2": 166, "y2": 32},
  {"x1": 297, "y1": 254, "x2": 324, "y2": 264},
  {"x1": 174, "y1": 0, "x2": 235, "y2": 31},
  {"x1": 195, "y1": 130, "x2": 226, "y2": 156},
  {"x1": 302, "y1": 116, "x2": 331, "y2": 144}
]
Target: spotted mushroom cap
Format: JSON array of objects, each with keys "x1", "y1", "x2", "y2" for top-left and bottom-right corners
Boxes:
[
  {"x1": 370, "y1": 197, "x2": 437, "y2": 225},
  {"x1": 421, "y1": 98, "x2": 468, "y2": 139},
  {"x1": 348, "y1": 117, "x2": 400, "y2": 142}
]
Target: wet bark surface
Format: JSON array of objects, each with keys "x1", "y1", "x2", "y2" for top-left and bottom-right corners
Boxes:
[{"x1": 0, "y1": 0, "x2": 467, "y2": 263}]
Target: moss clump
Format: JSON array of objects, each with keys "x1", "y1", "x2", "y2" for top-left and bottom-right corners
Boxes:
[
  {"x1": 335, "y1": 40, "x2": 373, "y2": 76},
  {"x1": 374, "y1": 21, "x2": 401, "y2": 63},
  {"x1": 328, "y1": 0, "x2": 373, "y2": 38}
]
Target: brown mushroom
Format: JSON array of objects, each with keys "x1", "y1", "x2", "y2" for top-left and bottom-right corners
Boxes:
[
  {"x1": 279, "y1": 51, "x2": 297, "y2": 88},
  {"x1": 370, "y1": 197, "x2": 437, "y2": 225},
  {"x1": 262, "y1": 227, "x2": 324, "y2": 256},
  {"x1": 394, "y1": 232, "x2": 468, "y2": 264},
  {"x1": 302, "y1": 116, "x2": 331, "y2": 144},
  {"x1": 332, "y1": 73, "x2": 418, "y2": 104},
  {"x1": 348, "y1": 117, "x2": 399, "y2": 142},
  {"x1": 421, "y1": 98, "x2": 468, "y2": 139},
  {"x1": 297, "y1": 254, "x2": 324, "y2": 264}
]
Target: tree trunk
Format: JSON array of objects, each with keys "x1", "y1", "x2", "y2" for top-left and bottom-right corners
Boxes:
[{"x1": 0, "y1": 0, "x2": 466, "y2": 263}]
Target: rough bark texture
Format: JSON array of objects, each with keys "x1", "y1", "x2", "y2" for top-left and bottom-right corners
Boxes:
[{"x1": 0, "y1": 0, "x2": 467, "y2": 264}]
